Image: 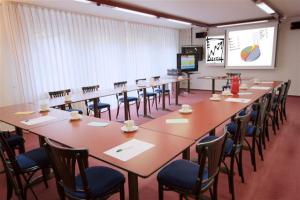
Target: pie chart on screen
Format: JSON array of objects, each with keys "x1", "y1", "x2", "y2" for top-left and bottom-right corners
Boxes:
[{"x1": 240, "y1": 45, "x2": 261, "y2": 62}]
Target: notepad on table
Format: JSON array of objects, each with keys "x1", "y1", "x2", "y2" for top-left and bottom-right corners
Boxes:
[
  {"x1": 166, "y1": 118, "x2": 189, "y2": 124},
  {"x1": 21, "y1": 116, "x2": 56, "y2": 125},
  {"x1": 104, "y1": 139, "x2": 154, "y2": 162},
  {"x1": 225, "y1": 98, "x2": 251, "y2": 103},
  {"x1": 250, "y1": 86, "x2": 271, "y2": 90},
  {"x1": 15, "y1": 111, "x2": 35, "y2": 115},
  {"x1": 88, "y1": 122, "x2": 110, "y2": 127},
  {"x1": 238, "y1": 92, "x2": 253, "y2": 96},
  {"x1": 260, "y1": 81, "x2": 274, "y2": 84}
]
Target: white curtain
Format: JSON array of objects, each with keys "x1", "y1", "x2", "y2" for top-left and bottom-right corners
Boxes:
[{"x1": 0, "y1": 2, "x2": 179, "y2": 106}]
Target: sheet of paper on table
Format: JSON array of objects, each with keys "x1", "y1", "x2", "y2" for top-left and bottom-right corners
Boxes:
[
  {"x1": 260, "y1": 81, "x2": 274, "y2": 84},
  {"x1": 238, "y1": 92, "x2": 253, "y2": 96},
  {"x1": 104, "y1": 139, "x2": 155, "y2": 162},
  {"x1": 250, "y1": 86, "x2": 271, "y2": 90},
  {"x1": 21, "y1": 116, "x2": 56, "y2": 125},
  {"x1": 225, "y1": 98, "x2": 251, "y2": 103},
  {"x1": 15, "y1": 111, "x2": 35, "y2": 115},
  {"x1": 166, "y1": 118, "x2": 189, "y2": 124},
  {"x1": 88, "y1": 122, "x2": 110, "y2": 127}
]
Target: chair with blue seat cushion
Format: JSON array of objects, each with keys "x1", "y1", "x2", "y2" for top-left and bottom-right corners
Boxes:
[
  {"x1": 151, "y1": 76, "x2": 171, "y2": 105},
  {"x1": 49, "y1": 89, "x2": 84, "y2": 115},
  {"x1": 157, "y1": 131, "x2": 228, "y2": 200},
  {"x1": 1, "y1": 131, "x2": 25, "y2": 154},
  {"x1": 44, "y1": 138, "x2": 125, "y2": 200},
  {"x1": 136, "y1": 78, "x2": 158, "y2": 114},
  {"x1": 208, "y1": 112, "x2": 250, "y2": 200},
  {"x1": 82, "y1": 85, "x2": 111, "y2": 120},
  {"x1": 0, "y1": 132, "x2": 50, "y2": 200},
  {"x1": 114, "y1": 81, "x2": 140, "y2": 119}
]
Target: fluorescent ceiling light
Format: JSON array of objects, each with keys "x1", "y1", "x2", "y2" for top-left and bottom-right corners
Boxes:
[
  {"x1": 256, "y1": 2, "x2": 275, "y2": 14},
  {"x1": 167, "y1": 19, "x2": 191, "y2": 25},
  {"x1": 216, "y1": 20, "x2": 269, "y2": 28},
  {"x1": 113, "y1": 7, "x2": 156, "y2": 18},
  {"x1": 74, "y1": 0, "x2": 91, "y2": 4}
]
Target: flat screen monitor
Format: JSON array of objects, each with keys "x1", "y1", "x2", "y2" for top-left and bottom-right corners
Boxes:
[{"x1": 177, "y1": 54, "x2": 198, "y2": 72}]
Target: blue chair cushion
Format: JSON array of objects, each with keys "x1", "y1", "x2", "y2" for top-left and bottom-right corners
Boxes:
[
  {"x1": 67, "y1": 109, "x2": 83, "y2": 115},
  {"x1": 155, "y1": 89, "x2": 170, "y2": 93},
  {"x1": 146, "y1": 92, "x2": 156, "y2": 97},
  {"x1": 226, "y1": 122, "x2": 256, "y2": 137},
  {"x1": 6, "y1": 134, "x2": 24, "y2": 147},
  {"x1": 88, "y1": 102, "x2": 110, "y2": 110},
  {"x1": 16, "y1": 147, "x2": 49, "y2": 169},
  {"x1": 119, "y1": 97, "x2": 138, "y2": 102},
  {"x1": 157, "y1": 159, "x2": 208, "y2": 192},
  {"x1": 69, "y1": 166, "x2": 125, "y2": 199},
  {"x1": 199, "y1": 135, "x2": 233, "y2": 155}
]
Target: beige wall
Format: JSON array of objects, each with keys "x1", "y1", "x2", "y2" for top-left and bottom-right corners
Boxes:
[{"x1": 179, "y1": 17, "x2": 300, "y2": 96}]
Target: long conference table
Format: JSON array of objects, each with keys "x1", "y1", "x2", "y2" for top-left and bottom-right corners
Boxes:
[
  {"x1": 44, "y1": 77, "x2": 188, "y2": 120},
  {"x1": 0, "y1": 80, "x2": 282, "y2": 200}
]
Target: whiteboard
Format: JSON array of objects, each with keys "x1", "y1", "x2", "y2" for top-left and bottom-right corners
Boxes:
[{"x1": 225, "y1": 22, "x2": 278, "y2": 69}]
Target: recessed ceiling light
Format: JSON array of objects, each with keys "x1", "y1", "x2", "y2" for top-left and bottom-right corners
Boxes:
[
  {"x1": 167, "y1": 19, "x2": 191, "y2": 26},
  {"x1": 216, "y1": 20, "x2": 269, "y2": 28},
  {"x1": 113, "y1": 7, "x2": 156, "y2": 18},
  {"x1": 256, "y1": 2, "x2": 275, "y2": 14}
]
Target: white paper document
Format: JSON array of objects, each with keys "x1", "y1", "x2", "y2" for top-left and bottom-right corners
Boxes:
[
  {"x1": 104, "y1": 139, "x2": 154, "y2": 162},
  {"x1": 225, "y1": 98, "x2": 251, "y2": 103},
  {"x1": 166, "y1": 118, "x2": 189, "y2": 124},
  {"x1": 87, "y1": 122, "x2": 110, "y2": 127},
  {"x1": 238, "y1": 92, "x2": 253, "y2": 96},
  {"x1": 21, "y1": 116, "x2": 56, "y2": 125},
  {"x1": 250, "y1": 86, "x2": 271, "y2": 90},
  {"x1": 260, "y1": 81, "x2": 274, "y2": 84}
]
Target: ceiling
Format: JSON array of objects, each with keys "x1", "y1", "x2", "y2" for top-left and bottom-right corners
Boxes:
[{"x1": 11, "y1": 0, "x2": 300, "y2": 29}]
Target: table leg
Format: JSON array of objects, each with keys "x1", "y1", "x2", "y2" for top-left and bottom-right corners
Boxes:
[
  {"x1": 182, "y1": 147, "x2": 190, "y2": 160},
  {"x1": 187, "y1": 73, "x2": 191, "y2": 93},
  {"x1": 93, "y1": 98, "x2": 100, "y2": 118},
  {"x1": 124, "y1": 92, "x2": 129, "y2": 121},
  {"x1": 143, "y1": 88, "x2": 147, "y2": 117},
  {"x1": 128, "y1": 172, "x2": 139, "y2": 200},
  {"x1": 162, "y1": 84, "x2": 166, "y2": 109},
  {"x1": 175, "y1": 82, "x2": 180, "y2": 105},
  {"x1": 212, "y1": 78, "x2": 216, "y2": 94}
]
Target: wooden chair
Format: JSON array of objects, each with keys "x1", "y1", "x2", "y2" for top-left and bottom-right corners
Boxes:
[
  {"x1": 48, "y1": 89, "x2": 83, "y2": 114},
  {"x1": 152, "y1": 76, "x2": 171, "y2": 105},
  {"x1": 223, "y1": 111, "x2": 252, "y2": 200},
  {"x1": 136, "y1": 78, "x2": 158, "y2": 113},
  {"x1": 44, "y1": 138, "x2": 125, "y2": 200},
  {"x1": 114, "y1": 81, "x2": 139, "y2": 119},
  {"x1": 0, "y1": 132, "x2": 50, "y2": 200},
  {"x1": 279, "y1": 80, "x2": 291, "y2": 122},
  {"x1": 157, "y1": 130, "x2": 228, "y2": 200},
  {"x1": 1, "y1": 131, "x2": 25, "y2": 154},
  {"x1": 82, "y1": 85, "x2": 111, "y2": 120},
  {"x1": 270, "y1": 84, "x2": 286, "y2": 133}
]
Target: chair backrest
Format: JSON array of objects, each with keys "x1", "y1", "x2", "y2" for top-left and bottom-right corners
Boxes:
[
  {"x1": 82, "y1": 85, "x2": 99, "y2": 93},
  {"x1": 195, "y1": 131, "x2": 228, "y2": 193},
  {"x1": 0, "y1": 132, "x2": 24, "y2": 198},
  {"x1": 282, "y1": 80, "x2": 291, "y2": 105},
  {"x1": 114, "y1": 81, "x2": 127, "y2": 100},
  {"x1": 151, "y1": 76, "x2": 161, "y2": 90},
  {"x1": 49, "y1": 89, "x2": 71, "y2": 98},
  {"x1": 232, "y1": 110, "x2": 252, "y2": 151},
  {"x1": 135, "y1": 78, "x2": 146, "y2": 95},
  {"x1": 44, "y1": 138, "x2": 91, "y2": 198}
]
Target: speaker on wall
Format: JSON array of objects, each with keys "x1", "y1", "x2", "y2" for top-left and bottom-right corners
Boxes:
[
  {"x1": 291, "y1": 21, "x2": 300, "y2": 30},
  {"x1": 195, "y1": 32, "x2": 208, "y2": 38}
]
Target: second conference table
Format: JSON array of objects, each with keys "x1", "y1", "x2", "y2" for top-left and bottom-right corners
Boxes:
[{"x1": 44, "y1": 77, "x2": 188, "y2": 121}]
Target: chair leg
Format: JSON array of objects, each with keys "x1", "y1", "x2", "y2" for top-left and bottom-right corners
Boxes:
[
  {"x1": 279, "y1": 107, "x2": 284, "y2": 124},
  {"x1": 283, "y1": 104, "x2": 287, "y2": 120},
  {"x1": 236, "y1": 151, "x2": 245, "y2": 182},
  {"x1": 212, "y1": 174, "x2": 219, "y2": 200},
  {"x1": 229, "y1": 156, "x2": 235, "y2": 200},
  {"x1": 6, "y1": 174, "x2": 13, "y2": 200},
  {"x1": 108, "y1": 107, "x2": 111, "y2": 121},
  {"x1": 136, "y1": 101, "x2": 139, "y2": 117},
  {"x1": 251, "y1": 138, "x2": 257, "y2": 172},
  {"x1": 128, "y1": 105, "x2": 131, "y2": 120},
  {"x1": 257, "y1": 136, "x2": 264, "y2": 161},
  {"x1": 168, "y1": 93, "x2": 171, "y2": 105},
  {"x1": 41, "y1": 169, "x2": 49, "y2": 188},
  {"x1": 116, "y1": 104, "x2": 120, "y2": 119},
  {"x1": 147, "y1": 97, "x2": 151, "y2": 114},
  {"x1": 155, "y1": 96, "x2": 158, "y2": 110},
  {"x1": 271, "y1": 116, "x2": 276, "y2": 135},
  {"x1": 158, "y1": 183, "x2": 164, "y2": 200},
  {"x1": 119, "y1": 184, "x2": 125, "y2": 200}
]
